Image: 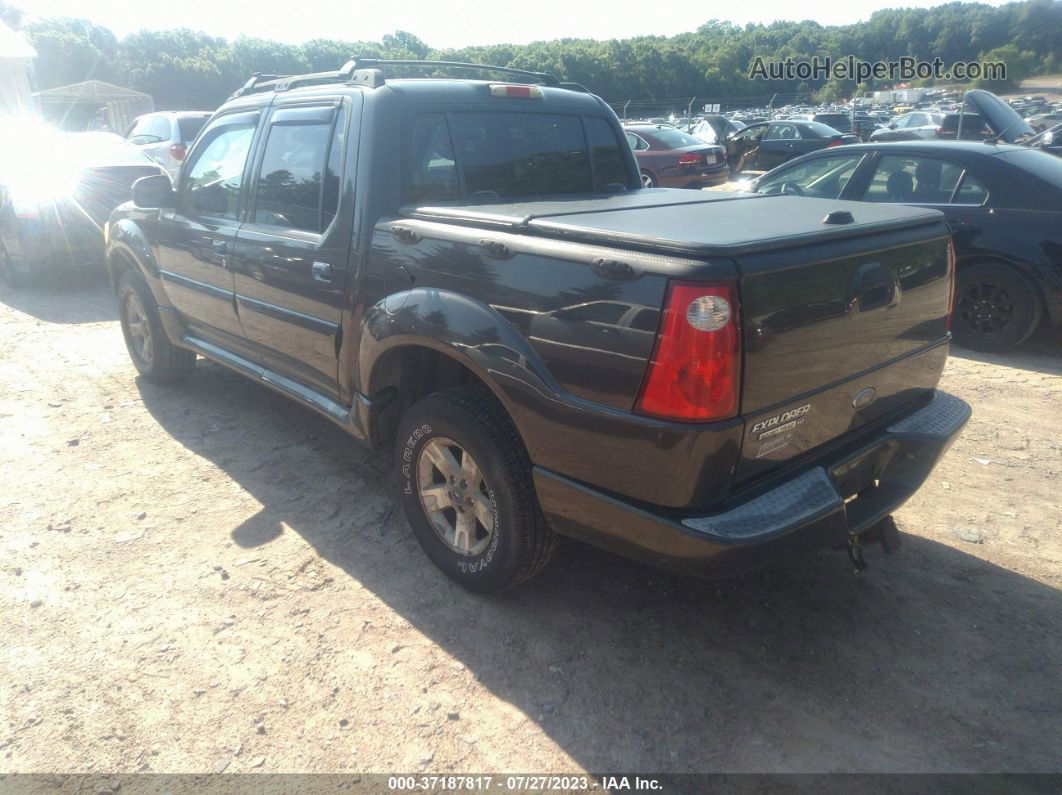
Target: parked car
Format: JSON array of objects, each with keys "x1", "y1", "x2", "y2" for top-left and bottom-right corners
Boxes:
[
  {"x1": 124, "y1": 111, "x2": 211, "y2": 180},
  {"x1": 725, "y1": 120, "x2": 859, "y2": 172},
  {"x1": 810, "y1": 112, "x2": 879, "y2": 141},
  {"x1": 871, "y1": 111, "x2": 946, "y2": 141},
  {"x1": 0, "y1": 126, "x2": 165, "y2": 286},
  {"x1": 873, "y1": 91, "x2": 1035, "y2": 145},
  {"x1": 623, "y1": 123, "x2": 729, "y2": 187},
  {"x1": 745, "y1": 141, "x2": 1062, "y2": 351},
  {"x1": 105, "y1": 59, "x2": 967, "y2": 592},
  {"x1": 1027, "y1": 111, "x2": 1062, "y2": 132}
]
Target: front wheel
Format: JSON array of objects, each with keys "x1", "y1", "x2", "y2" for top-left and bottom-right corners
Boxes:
[
  {"x1": 952, "y1": 264, "x2": 1042, "y2": 352},
  {"x1": 395, "y1": 386, "x2": 555, "y2": 592},
  {"x1": 640, "y1": 170, "x2": 656, "y2": 188},
  {"x1": 118, "y1": 269, "x2": 197, "y2": 382}
]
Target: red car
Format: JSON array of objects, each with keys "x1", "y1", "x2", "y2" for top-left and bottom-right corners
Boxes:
[{"x1": 623, "y1": 123, "x2": 729, "y2": 188}]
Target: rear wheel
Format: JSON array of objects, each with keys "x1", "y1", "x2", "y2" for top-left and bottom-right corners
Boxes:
[
  {"x1": 395, "y1": 386, "x2": 555, "y2": 592},
  {"x1": 118, "y1": 269, "x2": 196, "y2": 382},
  {"x1": 953, "y1": 264, "x2": 1041, "y2": 352}
]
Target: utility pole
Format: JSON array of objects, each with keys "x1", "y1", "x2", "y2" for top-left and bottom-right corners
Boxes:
[
  {"x1": 686, "y1": 97, "x2": 696, "y2": 129},
  {"x1": 623, "y1": 100, "x2": 630, "y2": 121}
]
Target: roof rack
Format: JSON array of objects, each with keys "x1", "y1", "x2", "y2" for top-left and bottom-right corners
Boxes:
[{"x1": 228, "y1": 57, "x2": 564, "y2": 99}]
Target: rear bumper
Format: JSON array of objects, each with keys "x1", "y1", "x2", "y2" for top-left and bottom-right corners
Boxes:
[
  {"x1": 661, "y1": 164, "x2": 730, "y2": 189},
  {"x1": 535, "y1": 390, "x2": 970, "y2": 578}
]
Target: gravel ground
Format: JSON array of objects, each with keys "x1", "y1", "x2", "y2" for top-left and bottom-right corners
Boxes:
[{"x1": 1, "y1": 280, "x2": 1060, "y2": 775}]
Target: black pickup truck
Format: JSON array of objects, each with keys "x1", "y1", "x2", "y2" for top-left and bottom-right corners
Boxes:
[{"x1": 105, "y1": 59, "x2": 970, "y2": 592}]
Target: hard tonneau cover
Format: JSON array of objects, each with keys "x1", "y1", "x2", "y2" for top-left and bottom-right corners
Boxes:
[{"x1": 404, "y1": 191, "x2": 944, "y2": 258}]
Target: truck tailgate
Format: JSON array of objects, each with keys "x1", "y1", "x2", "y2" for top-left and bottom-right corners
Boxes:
[{"x1": 735, "y1": 223, "x2": 952, "y2": 483}]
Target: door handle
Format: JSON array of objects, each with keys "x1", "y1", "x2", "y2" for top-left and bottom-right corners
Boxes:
[
  {"x1": 312, "y1": 261, "x2": 334, "y2": 283},
  {"x1": 212, "y1": 239, "x2": 228, "y2": 256}
]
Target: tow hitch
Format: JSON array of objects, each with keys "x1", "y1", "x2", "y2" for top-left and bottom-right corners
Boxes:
[{"x1": 846, "y1": 516, "x2": 902, "y2": 572}]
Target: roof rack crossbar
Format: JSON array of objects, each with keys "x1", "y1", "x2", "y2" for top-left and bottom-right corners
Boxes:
[
  {"x1": 346, "y1": 58, "x2": 561, "y2": 87},
  {"x1": 228, "y1": 57, "x2": 565, "y2": 100}
]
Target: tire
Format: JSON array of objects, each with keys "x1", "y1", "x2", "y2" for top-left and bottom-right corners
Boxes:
[
  {"x1": 952, "y1": 263, "x2": 1042, "y2": 352},
  {"x1": 117, "y1": 268, "x2": 196, "y2": 382},
  {"x1": 395, "y1": 386, "x2": 555, "y2": 592},
  {"x1": 640, "y1": 170, "x2": 656, "y2": 188}
]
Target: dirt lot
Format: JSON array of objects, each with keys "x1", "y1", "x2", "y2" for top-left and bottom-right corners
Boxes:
[{"x1": 1, "y1": 280, "x2": 1060, "y2": 775}]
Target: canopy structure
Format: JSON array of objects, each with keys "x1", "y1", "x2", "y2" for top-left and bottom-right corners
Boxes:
[
  {"x1": 34, "y1": 79, "x2": 154, "y2": 133},
  {"x1": 0, "y1": 21, "x2": 37, "y2": 116}
]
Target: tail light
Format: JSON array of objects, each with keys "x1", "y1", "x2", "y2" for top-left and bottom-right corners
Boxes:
[
  {"x1": 169, "y1": 143, "x2": 187, "y2": 161},
  {"x1": 945, "y1": 239, "x2": 957, "y2": 333},
  {"x1": 678, "y1": 152, "x2": 701, "y2": 165},
  {"x1": 636, "y1": 281, "x2": 741, "y2": 422},
  {"x1": 935, "y1": 127, "x2": 948, "y2": 138},
  {"x1": 826, "y1": 138, "x2": 844, "y2": 148}
]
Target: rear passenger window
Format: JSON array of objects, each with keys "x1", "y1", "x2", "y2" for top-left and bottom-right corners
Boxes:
[
  {"x1": 862, "y1": 155, "x2": 964, "y2": 204},
  {"x1": 585, "y1": 118, "x2": 629, "y2": 191},
  {"x1": 953, "y1": 172, "x2": 989, "y2": 205},
  {"x1": 253, "y1": 108, "x2": 334, "y2": 232},
  {"x1": 409, "y1": 114, "x2": 460, "y2": 203},
  {"x1": 128, "y1": 116, "x2": 167, "y2": 144},
  {"x1": 149, "y1": 117, "x2": 171, "y2": 141}
]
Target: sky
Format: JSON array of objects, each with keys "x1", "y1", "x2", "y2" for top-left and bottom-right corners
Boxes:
[{"x1": 23, "y1": 0, "x2": 1013, "y2": 49}]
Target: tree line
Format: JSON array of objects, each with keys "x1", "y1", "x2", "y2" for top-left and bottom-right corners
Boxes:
[{"x1": 4, "y1": 0, "x2": 1060, "y2": 112}]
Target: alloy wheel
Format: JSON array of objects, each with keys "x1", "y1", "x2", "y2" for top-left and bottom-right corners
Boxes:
[
  {"x1": 416, "y1": 437, "x2": 494, "y2": 556},
  {"x1": 124, "y1": 292, "x2": 154, "y2": 365},
  {"x1": 957, "y1": 280, "x2": 1014, "y2": 339}
]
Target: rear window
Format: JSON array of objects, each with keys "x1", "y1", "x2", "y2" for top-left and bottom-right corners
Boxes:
[
  {"x1": 803, "y1": 121, "x2": 842, "y2": 137},
  {"x1": 178, "y1": 117, "x2": 208, "y2": 144},
  {"x1": 408, "y1": 112, "x2": 630, "y2": 202},
  {"x1": 646, "y1": 128, "x2": 701, "y2": 149},
  {"x1": 997, "y1": 148, "x2": 1062, "y2": 188},
  {"x1": 814, "y1": 114, "x2": 848, "y2": 127}
]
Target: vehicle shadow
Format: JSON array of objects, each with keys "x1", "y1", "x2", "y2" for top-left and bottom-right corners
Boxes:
[
  {"x1": 949, "y1": 324, "x2": 1062, "y2": 377},
  {"x1": 0, "y1": 273, "x2": 117, "y2": 324},
  {"x1": 136, "y1": 361, "x2": 1062, "y2": 773}
]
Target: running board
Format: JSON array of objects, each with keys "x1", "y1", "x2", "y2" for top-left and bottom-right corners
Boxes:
[{"x1": 181, "y1": 334, "x2": 371, "y2": 442}]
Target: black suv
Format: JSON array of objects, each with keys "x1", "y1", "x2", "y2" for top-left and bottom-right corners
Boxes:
[{"x1": 105, "y1": 59, "x2": 969, "y2": 592}]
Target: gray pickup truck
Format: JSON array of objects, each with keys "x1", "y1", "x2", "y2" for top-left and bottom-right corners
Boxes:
[{"x1": 105, "y1": 59, "x2": 970, "y2": 592}]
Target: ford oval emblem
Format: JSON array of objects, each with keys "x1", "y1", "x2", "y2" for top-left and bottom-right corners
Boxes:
[{"x1": 853, "y1": 387, "x2": 877, "y2": 409}]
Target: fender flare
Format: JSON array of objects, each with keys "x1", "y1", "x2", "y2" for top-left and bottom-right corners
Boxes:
[
  {"x1": 356, "y1": 287, "x2": 566, "y2": 424},
  {"x1": 106, "y1": 217, "x2": 172, "y2": 310}
]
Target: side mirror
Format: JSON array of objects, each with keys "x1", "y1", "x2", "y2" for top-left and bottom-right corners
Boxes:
[{"x1": 132, "y1": 174, "x2": 175, "y2": 209}]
